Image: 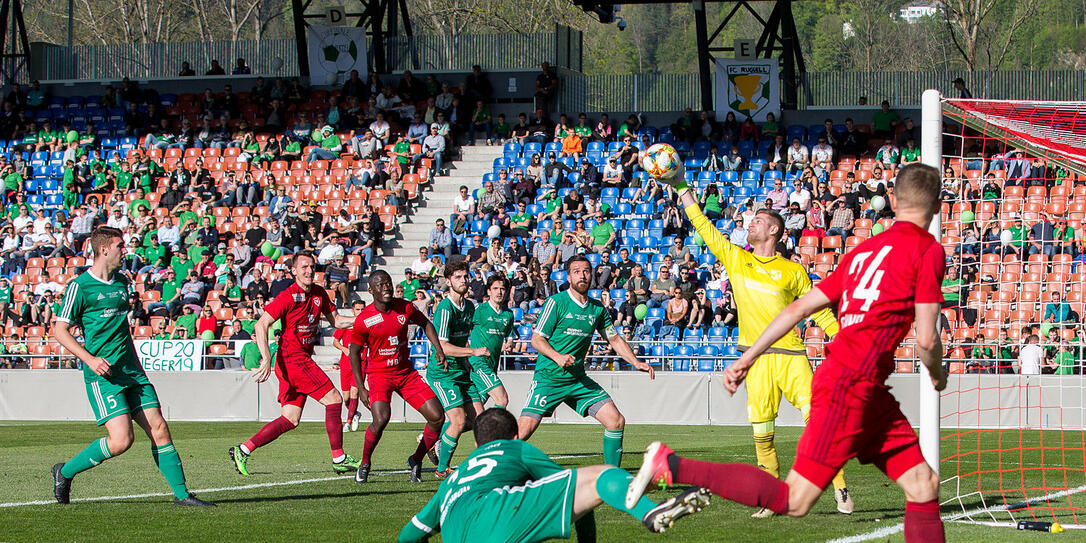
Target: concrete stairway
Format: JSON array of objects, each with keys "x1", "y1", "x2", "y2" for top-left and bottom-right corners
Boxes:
[{"x1": 311, "y1": 144, "x2": 504, "y2": 365}]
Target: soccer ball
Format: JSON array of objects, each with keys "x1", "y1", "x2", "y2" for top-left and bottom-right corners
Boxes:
[{"x1": 640, "y1": 143, "x2": 681, "y2": 180}]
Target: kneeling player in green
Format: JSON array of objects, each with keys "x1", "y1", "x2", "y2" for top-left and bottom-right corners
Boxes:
[
  {"x1": 467, "y1": 275, "x2": 515, "y2": 414},
  {"x1": 51, "y1": 227, "x2": 212, "y2": 506},
  {"x1": 518, "y1": 256, "x2": 655, "y2": 466},
  {"x1": 398, "y1": 408, "x2": 709, "y2": 543},
  {"x1": 426, "y1": 261, "x2": 490, "y2": 478}
]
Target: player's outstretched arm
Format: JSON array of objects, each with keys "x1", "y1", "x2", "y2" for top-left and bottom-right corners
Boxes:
[
  {"x1": 419, "y1": 318, "x2": 448, "y2": 369},
  {"x1": 252, "y1": 312, "x2": 276, "y2": 383},
  {"x1": 914, "y1": 302, "x2": 946, "y2": 391},
  {"x1": 53, "y1": 321, "x2": 112, "y2": 377},
  {"x1": 397, "y1": 494, "x2": 441, "y2": 543},
  {"x1": 724, "y1": 288, "x2": 832, "y2": 394},
  {"x1": 605, "y1": 326, "x2": 655, "y2": 379}
]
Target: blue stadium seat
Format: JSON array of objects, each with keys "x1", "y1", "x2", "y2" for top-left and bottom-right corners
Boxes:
[
  {"x1": 518, "y1": 325, "x2": 533, "y2": 341},
  {"x1": 523, "y1": 142, "x2": 542, "y2": 155},
  {"x1": 544, "y1": 142, "x2": 561, "y2": 155},
  {"x1": 647, "y1": 307, "x2": 664, "y2": 320},
  {"x1": 550, "y1": 270, "x2": 567, "y2": 283},
  {"x1": 786, "y1": 125, "x2": 806, "y2": 141},
  {"x1": 511, "y1": 307, "x2": 524, "y2": 322},
  {"x1": 685, "y1": 328, "x2": 703, "y2": 343},
  {"x1": 621, "y1": 187, "x2": 638, "y2": 200},
  {"x1": 763, "y1": 170, "x2": 782, "y2": 183},
  {"x1": 671, "y1": 345, "x2": 695, "y2": 371},
  {"x1": 613, "y1": 202, "x2": 632, "y2": 216},
  {"x1": 671, "y1": 141, "x2": 690, "y2": 153},
  {"x1": 504, "y1": 141, "x2": 522, "y2": 155},
  {"x1": 707, "y1": 327, "x2": 728, "y2": 344},
  {"x1": 586, "y1": 141, "x2": 605, "y2": 153},
  {"x1": 697, "y1": 352, "x2": 718, "y2": 372},
  {"x1": 588, "y1": 289, "x2": 603, "y2": 299},
  {"x1": 609, "y1": 289, "x2": 626, "y2": 303},
  {"x1": 630, "y1": 253, "x2": 649, "y2": 266},
  {"x1": 634, "y1": 203, "x2": 655, "y2": 217},
  {"x1": 586, "y1": 254, "x2": 601, "y2": 267}
]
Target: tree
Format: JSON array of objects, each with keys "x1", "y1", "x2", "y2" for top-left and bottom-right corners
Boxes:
[{"x1": 942, "y1": 0, "x2": 1041, "y2": 71}]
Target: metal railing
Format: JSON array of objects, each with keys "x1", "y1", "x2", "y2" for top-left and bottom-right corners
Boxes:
[
  {"x1": 5, "y1": 337, "x2": 1080, "y2": 375},
  {"x1": 36, "y1": 40, "x2": 302, "y2": 81},
  {"x1": 386, "y1": 33, "x2": 556, "y2": 72},
  {"x1": 801, "y1": 70, "x2": 1086, "y2": 108},
  {"x1": 558, "y1": 72, "x2": 702, "y2": 114}
]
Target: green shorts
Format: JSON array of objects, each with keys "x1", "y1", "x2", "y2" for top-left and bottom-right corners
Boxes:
[
  {"x1": 426, "y1": 373, "x2": 472, "y2": 410},
  {"x1": 467, "y1": 365, "x2": 503, "y2": 404},
  {"x1": 521, "y1": 375, "x2": 612, "y2": 419},
  {"x1": 451, "y1": 469, "x2": 577, "y2": 543},
  {"x1": 85, "y1": 375, "x2": 160, "y2": 426}
]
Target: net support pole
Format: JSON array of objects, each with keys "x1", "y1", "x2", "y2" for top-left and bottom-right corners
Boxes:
[{"x1": 919, "y1": 88, "x2": 942, "y2": 475}]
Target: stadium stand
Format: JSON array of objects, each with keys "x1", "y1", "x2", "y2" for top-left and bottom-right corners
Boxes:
[{"x1": 3, "y1": 76, "x2": 1084, "y2": 376}]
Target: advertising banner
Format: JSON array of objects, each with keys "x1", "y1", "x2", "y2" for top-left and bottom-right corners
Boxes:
[
  {"x1": 714, "y1": 58, "x2": 779, "y2": 122},
  {"x1": 135, "y1": 340, "x2": 203, "y2": 372},
  {"x1": 307, "y1": 25, "x2": 368, "y2": 86}
]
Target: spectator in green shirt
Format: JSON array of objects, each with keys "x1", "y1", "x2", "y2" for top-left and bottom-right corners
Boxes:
[
  {"x1": 591, "y1": 219, "x2": 616, "y2": 253},
  {"x1": 1054, "y1": 342, "x2": 1076, "y2": 375},
  {"x1": 399, "y1": 268, "x2": 423, "y2": 300},
  {"x1": 493, "y1": 113, "x2": 511, "y2": 144},
  {"x1": 940, "y1": 266, "x2": 963, "y2": 308},
  {"x1": 306, "y1": 125, "x2": 342, "y2": 162},
  {"x1": 175, "y1": 304, "x2": 199, "y2": 338},
  {"x1": 900, "y1": 139, "x2": 921, "y2": 166},
  {"x1": 872, "y1": 100, "x2": 899, "y2": 138}
]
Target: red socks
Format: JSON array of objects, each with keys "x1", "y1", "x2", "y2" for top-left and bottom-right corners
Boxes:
[
  {"x1": 346, "y1": 398, "x2": 359, "y2": 422},
  {"x1": 361, "y1": 427, "x2": 380, "y2": 465},
  {"x1": 676, "y1": 457, "x2": 789, "y2": 514},
  {"x1": 411, "y1": 425, "x2": 440, "y2": 463},
  {"x1": 904, "y1": 500, "x2": 944, "y2": 543},
  {"x1": 325, "y1": 404, "x2": 344, "y2": 458},
  {"x1": 244, "y1": 416, "x2": 297, "y2": 452}
]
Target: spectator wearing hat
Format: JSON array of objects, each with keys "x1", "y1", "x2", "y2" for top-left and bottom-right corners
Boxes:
[
  {"x1": 269, "y1": 263, "x2": 293, "y2": 297},
  {"x1": 179, "y1": 272, "x2": 205, "y2": 307},
  {"x1": 417, "y1": 124, "x2": 446, "y2": 176},
  {"x1": 399, "y1": 269, "x2": 423, "y2": 300},
  {"x1": 306, "y1": 125, "x2": 342, "y2": 162},
  {"x1": 324, "y1": 255, "x2": 352, "y2": 307},
  {"x1": 953, "y1": 77, "x2": 972, "y2": 99}
]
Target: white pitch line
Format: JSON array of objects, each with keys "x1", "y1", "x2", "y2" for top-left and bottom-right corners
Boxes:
[
  {"x1": 0, "y1": 453, "x2": 599, "y2": 508},
  {"x1": 826, "y1": 484, "x2": 1086, "y2": 543}
]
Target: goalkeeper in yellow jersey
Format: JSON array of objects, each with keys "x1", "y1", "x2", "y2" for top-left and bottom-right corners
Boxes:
[{"x1": 663, "y1": 164, "x2": 853, "y2": 517}]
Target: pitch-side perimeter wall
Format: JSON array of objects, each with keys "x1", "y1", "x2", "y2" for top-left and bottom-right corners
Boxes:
[{"x1": 1, "y1": 371, "x2": 1083, "y2": 429}]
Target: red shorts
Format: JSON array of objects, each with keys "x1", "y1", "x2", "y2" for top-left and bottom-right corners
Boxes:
[
  {"x1": 339, "y1": 357, "x2": 356, "y2": 391},
  {"x1": 793, "y1": 363, "x2": 926, "y2": 490},
  {"x1": 275, "y1": 354, "x2": 335, "y2": 408},
  {"x1": 366, "y1": 370, "x2": 435, "y2": 411}
]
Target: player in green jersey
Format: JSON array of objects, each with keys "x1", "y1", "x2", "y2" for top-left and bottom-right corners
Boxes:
[
  {"x1": 426, "y1": 260, "x2": 490, "y2": 478},
  {"x1": 51, "y1": 226, "x2": 213, "y2": 506},
  {"x1": 398, "y1": 408, "x2": 709, "y2": 543},
  {"x1": 518, "y1": 255, "x2": 655, "y2": 467},
  {"x1": 467, "y1": 274, "x2": 515, "y2": 414}
]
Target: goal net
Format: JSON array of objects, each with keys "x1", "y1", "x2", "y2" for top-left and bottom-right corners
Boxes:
[{"x1": 927, "y1": 94, "x2": 1086, "y2": 528}]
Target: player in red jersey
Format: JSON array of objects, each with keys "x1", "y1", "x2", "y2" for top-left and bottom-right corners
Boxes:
[
  {"x1": 348, "y1": 269, "x2": 449, "y2": 483},
  {"x1": 334, "y1": 300, "x2": 365, "y2": 432},
  {"x1": 228, "y1": 252, "x2": 360, "y2": 476},
  {"x1": 628, "y1": 164, "x2": 947, "y2": 542}
]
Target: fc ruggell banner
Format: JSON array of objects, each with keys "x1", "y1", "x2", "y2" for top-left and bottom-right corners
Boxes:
[
  {"x1": 714, "y1": 59, "x2": 779, "y2": 122},
  {"x1": 307, "y1": 25, "x2": 369, "y2": 86},
  {"x1": 135, "y1": 340, "x2": 204, "y2": 372}
]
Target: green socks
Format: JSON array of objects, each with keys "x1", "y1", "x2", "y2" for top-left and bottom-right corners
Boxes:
[
  {"x1": 596, "y1": 467, "x2": 656, "y2": 520},
  {"x1": 603, "y1": 429, "x2": 624, "y2": 466},
  {"x1": 59, "y1": 438, "x2": 190, "y2": 500},
  {"x1": 151, "y1": 442, "x2": 190, "y2": 500},
  {"x1": 60, "y1": 437, "x2": 113, "y2": 478},
  {"x1": 436, "y1": 421, "x2": 459, "y2": 471}
]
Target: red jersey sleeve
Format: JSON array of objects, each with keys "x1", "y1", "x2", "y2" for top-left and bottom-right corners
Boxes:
[
  {"x1": 814, "y1": 256, "x2": 848, "y2": 306},
  {"x1": 405, "y1": 300, "x2": 427, "y2": 325},
  {"x1": 263, "y1": 289, "x2": 291, "y2": 321},
  {"x1": 350, "y1": 315, "x2": 368, "y2": 346},
  {"x1": 914, "y1": 241, "x2": 946, "y2": 304}
]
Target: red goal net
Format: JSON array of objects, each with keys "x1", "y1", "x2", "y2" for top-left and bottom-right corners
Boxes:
[{"x1": 934, "y1": 97, "x2": 1086, "y2": 528}]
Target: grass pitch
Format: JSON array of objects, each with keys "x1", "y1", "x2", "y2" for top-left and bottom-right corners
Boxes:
[{"x1": 0, "y1": 422, "x2": 1073, "y2": 542}]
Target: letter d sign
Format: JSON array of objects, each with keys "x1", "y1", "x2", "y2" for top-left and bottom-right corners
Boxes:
[{"x1": 326, "y1": 6, "x2": 346, "y2": 25}]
